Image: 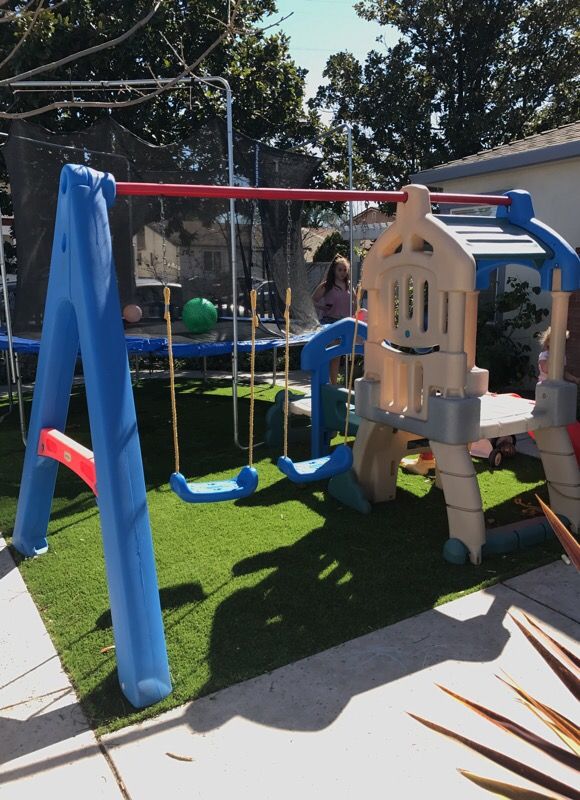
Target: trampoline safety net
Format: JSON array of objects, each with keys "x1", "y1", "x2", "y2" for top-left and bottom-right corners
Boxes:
[{"x1": 3, "y1": 118, "x2": 321, "y2": 339}]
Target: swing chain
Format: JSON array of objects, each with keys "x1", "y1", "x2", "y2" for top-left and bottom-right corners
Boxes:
[
  {"x1": 282, "y1": 198, "x2": 294, "y2": 460},
  {"x1": 160, "y1": 196, "x2": 168, "y2": 284},
  {"x1": 344, "y1": 282, "x2": 363, "y2": 442},
  {"x1": 163, "y1": 285, "x2": 180, "y2": 475},
  {"x1": 249, "y1": 288, "x2": 258, "y2": 468}
]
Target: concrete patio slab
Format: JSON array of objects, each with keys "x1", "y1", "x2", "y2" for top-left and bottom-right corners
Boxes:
[
  {"x1": 2, "y1": 522, "x2": 577, "y2": 800},
  {"x1": 102, "y1": 560, "x2": 579, "y2": 800},
  {"x1": 0, "y1": 538, "x2": 123, "y2": 799}
]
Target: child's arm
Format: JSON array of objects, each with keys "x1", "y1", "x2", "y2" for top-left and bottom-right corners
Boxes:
[{"x1": 312, "y1": 283, "x2": 326, "y2": 303}]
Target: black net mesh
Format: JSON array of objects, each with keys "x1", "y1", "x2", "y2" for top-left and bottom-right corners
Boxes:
[{"x1": 3, "y1": 118, "x2": 320, "y2": 336}]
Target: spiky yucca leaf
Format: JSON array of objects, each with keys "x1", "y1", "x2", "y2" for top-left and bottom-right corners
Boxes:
[
  {"x1": 521, "y1": 614, "x2": 580, "y2": 670},
  {"x1": 436, "y1": 684, "x2": 580, "y2": 771},
  {"x1": 508, "y1": 614, "x2": 580, "y2": 702},
  {"x1": 536, "y1": 495, "x2": 580, "y2": 569},
  {"x1": 498, "y1": 674, "x2": 580, "y2": 756},
  {"x1": 459, "y1": 770, "x2": 562, "y2": 799},
  {"x1": 407, "y1": 714, "x2": 580, "y2": 800}
]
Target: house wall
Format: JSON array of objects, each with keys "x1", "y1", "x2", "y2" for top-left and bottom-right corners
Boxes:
[
  {"x1": 416, "y1": 156, "x2": 580, "y2": 383},
  {"x1": 134, "y1": 226, "x2": 180, "y2": 284}
]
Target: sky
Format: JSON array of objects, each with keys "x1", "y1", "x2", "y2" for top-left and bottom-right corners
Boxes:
[{"x1": 263, "y1": 0, "x2": 398, "y2": 116}]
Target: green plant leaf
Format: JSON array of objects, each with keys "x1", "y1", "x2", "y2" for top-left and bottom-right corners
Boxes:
[
  {"x1": 408, "y1": 714, "x2": 580, "y2": 800},
  {"x1": 436, "y1": 685, "x2": 580, "y2": 771}
]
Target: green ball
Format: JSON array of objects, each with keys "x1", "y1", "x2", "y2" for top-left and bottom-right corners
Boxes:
[{"x1": 182, "y1": 297, "x2": 218, "y2": 334}]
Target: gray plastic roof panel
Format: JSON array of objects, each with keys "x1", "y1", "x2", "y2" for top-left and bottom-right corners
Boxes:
[{"x1": 437, "y1": 215, "x2": 552, "y2": 264}]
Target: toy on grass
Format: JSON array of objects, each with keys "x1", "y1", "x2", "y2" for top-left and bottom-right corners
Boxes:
[
  {"x1": 182, "y1": 296, "x2": 217, "y2": 334},
  {"x1": 470, "y1": 435, "x2": 517, "y2": 468}
]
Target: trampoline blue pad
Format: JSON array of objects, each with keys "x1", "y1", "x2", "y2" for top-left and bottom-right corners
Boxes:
[{"x1": 1, "y1": 323, "x2": 316, "y2": 357}]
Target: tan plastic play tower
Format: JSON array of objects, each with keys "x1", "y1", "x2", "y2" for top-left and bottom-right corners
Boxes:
[{"x1": 351, "y1": 185, "x2": 580, "y2": 564}]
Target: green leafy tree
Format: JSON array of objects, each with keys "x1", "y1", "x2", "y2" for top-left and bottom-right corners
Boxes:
[
  {"x1": 312, "y1": 230, "x2": 348, "y2": 262},
  {"x1": 476, "y1": 276, "x2": 549, "y2": 390},
  {"x1": 0, "y1": 1, "x2": 316, "y2": 148},
  {"x1": 311, "y1": 0, "x2": 580, "y2": 187}
]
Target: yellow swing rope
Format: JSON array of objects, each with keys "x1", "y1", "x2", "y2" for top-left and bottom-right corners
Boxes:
[
  {"x1": 164, "y1": 285, "x2": 180, "y2": 475},
  {"x1": 164, "y1": 286, "x2": 258, "y2": 475},
  {"x1": 248, "y1": 289, "x2": 258, "y2": 468},
  {"x1": 282, "y1": 287, "x2": 292, "y2": 459},
  {"x1": 344, "y1": 283, "x2": 363, "y2": 443}
]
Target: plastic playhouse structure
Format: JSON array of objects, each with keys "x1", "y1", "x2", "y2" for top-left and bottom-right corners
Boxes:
[
  {"x1": 330, "y1": 184, "x2": 580, "y2": 565},
  {"x1": 265, "y1": 317, "x2": 367, "y2": 454}
]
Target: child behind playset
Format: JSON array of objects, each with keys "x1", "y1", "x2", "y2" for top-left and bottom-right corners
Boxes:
[{"x1": 537, "y1": 326, "x2": 580, "y2": 385}]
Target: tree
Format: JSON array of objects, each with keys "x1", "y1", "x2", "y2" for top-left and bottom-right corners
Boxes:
[
  {"x1": 312, "y1": 231, "x2": 348, "y2": 262},
  {"x1": 476, "y1": 276, "x2": 549, "y2": 390},
  {"x1": 311, "y1": 0, "x2": 580, "y2": 187},
  {"x1": 0, "y1": 1, "x2": 318, "y2": 148}
]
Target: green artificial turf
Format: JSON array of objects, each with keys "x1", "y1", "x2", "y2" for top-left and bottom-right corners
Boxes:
[{"x1": 0, "y1": 378, "x2": 561, "y2": 734}]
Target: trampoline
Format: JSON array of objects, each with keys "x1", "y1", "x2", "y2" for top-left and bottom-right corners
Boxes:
[
  {"x1": 0, "y1": 320, "x2": 314, "y2": 357},
  {"x1": 0, "y1": 118, "x2": 324, "y2": 442}
]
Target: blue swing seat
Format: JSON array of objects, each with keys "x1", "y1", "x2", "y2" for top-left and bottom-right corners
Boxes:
[
  {"x1": 277, "y1": 443, "x2": 353, "y2": 484},
  {"x1": 169, "y1": 465, "x2": 258, "y2": 503}
]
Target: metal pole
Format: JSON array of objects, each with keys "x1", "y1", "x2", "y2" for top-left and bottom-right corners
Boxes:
[
  {"x1": 272, "y1": 345, "x2": 278, "y2": 387},
  {"x1": 347, "y1": 124, "x2": 354, "y2": 302},
  {"x1": 345, "y1": 124, "x2": 354, "y2": 389},
  {"x1": 194, "y1": 76, "x2": 245, "y2": 449},
  {"x1": 0, "y1": 208, "x2": 27, "y2": 444}
]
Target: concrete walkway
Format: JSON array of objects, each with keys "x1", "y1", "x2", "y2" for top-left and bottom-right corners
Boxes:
[{"x1": 1, "y1": 533, "x2": 578, "y2": 799}]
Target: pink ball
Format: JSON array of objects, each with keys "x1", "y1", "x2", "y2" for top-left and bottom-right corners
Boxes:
[
  {"x1": 356, "y1": 308, "x2": 368, "y2": 322},
  {"x1": 123, "y1": 304, "x2": 143, "y2": 323}
]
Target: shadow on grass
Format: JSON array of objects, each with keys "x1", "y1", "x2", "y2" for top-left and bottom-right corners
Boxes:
[
  {"x1": 94, "y1": 582, "x2": 207, "y2": 631},
  {"x1": 77, "y1": 472, "x2": 561, "y2": 734},
  {"x1": 1, "y1": 378, "x2": 564, "y2": 737}
]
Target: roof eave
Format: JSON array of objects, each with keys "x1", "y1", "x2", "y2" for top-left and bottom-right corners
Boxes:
[{"x1": 411, "y1": 139, "x2": 580, "y2": 184}]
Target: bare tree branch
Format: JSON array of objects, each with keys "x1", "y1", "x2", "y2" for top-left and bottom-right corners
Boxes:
[
  {"x1": 0, "y1": 0, "x2": 37, "y2": 23},
  {"x1": 0, "y1": 1, "x2": 163, "y2": 84},
  {"x1": 0, "y1": 0, "x2": 67, "y2": 22},
  {"x1": 0, "y1": 0, "x2": 45, "y2": 69},
  {"x1": 0, "y1": 3, "x2": 242, "y2": 119}
]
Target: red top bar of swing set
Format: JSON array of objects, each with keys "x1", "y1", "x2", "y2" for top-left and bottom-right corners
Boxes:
[{"x1": 115, "y1": 182, "x2": 511, "y2": 206}]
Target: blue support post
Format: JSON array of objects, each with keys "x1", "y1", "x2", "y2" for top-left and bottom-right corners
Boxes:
[
  {"x1": 300, "y1": 318, "x2": 367, "y2": 457},
  {"x1": 12, "y1": 165, "x2": 171, "y2": 709}
]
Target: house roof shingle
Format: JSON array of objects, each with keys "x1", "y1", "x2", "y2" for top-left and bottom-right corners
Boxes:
[{"x1": 412, "y1": 121, "x2": 580, "y2": 184}]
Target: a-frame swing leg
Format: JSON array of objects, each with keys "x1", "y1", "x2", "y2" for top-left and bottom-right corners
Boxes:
[{"x1": 12, "y1": 165, "x2": 171, "y2": 709}]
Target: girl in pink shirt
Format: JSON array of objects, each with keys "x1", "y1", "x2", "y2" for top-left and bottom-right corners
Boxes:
[
  {"x1": 312, "y1": 255, "x2": 353, "y2": 383},
  {"x1": 313, "y1": 255, "x2": 352, "y2": 325}
]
